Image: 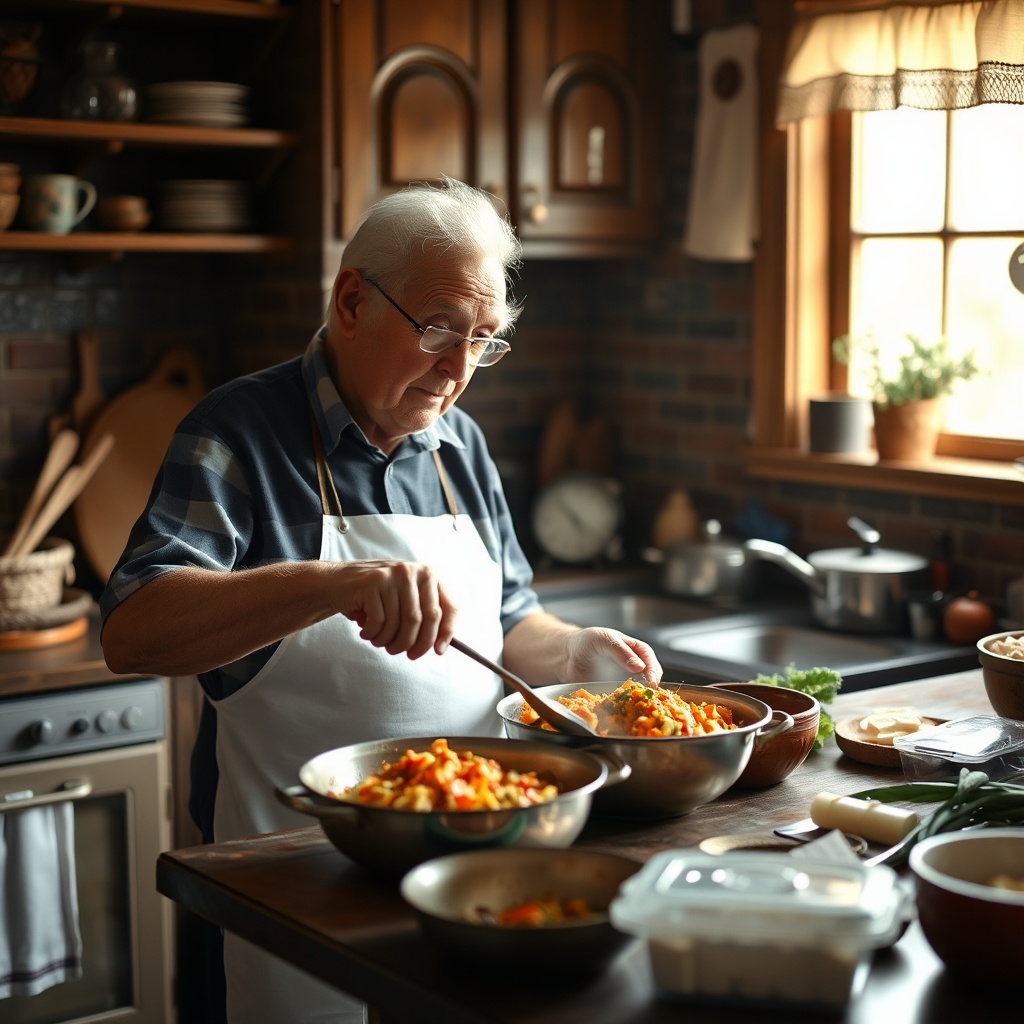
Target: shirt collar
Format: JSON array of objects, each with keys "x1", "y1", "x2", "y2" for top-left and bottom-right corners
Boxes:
[{"x1": 301, "y1": 328, "x2": 467, "y2": 457}]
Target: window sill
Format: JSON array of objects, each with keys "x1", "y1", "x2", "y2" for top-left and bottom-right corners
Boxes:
[{"x1": 743, "y1": 448, "x2": 1024, "y2": 506}]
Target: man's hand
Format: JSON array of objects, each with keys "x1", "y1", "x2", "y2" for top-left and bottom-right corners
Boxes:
[
  {"x1": 563, "y1": 626, "x2": 663, "y2": 686},
  {"x1": 330, "y1": 559, "x2": 457, "y2": 660}
]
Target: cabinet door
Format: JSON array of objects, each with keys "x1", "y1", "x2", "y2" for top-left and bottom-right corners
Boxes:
[
  {"x1": 332, "y1": 0, "x2": 508, "y2": 241},
  {"x1": 513, "y1": 0, "x2": 664, "y2": 252}
]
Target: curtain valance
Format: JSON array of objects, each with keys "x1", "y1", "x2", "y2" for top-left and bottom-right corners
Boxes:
[{"x1": 776, "y1": 0, "x2": 1024, "y2": 124}]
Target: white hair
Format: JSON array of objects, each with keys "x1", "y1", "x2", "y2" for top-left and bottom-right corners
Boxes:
[{"x1": 340, "y1": 177, "x2": 523, "y2": 331}]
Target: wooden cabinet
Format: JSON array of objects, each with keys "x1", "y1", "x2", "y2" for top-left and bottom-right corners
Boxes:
[
  {"x1": 513, "y1": 0, "x2": 663, "y2": 254},
  {"x1": 326, "y1": 0, "x2": 665, "y2": 257},
  {"x1": 0, "y1": 0, "x2": 299, "y2": 257}
]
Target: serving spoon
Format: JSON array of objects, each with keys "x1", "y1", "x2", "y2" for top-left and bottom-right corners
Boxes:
[{"x1": 449, "y1": 637, "x2": 599, "y2": 738}]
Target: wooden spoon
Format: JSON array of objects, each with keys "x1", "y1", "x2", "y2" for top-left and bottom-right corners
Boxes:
[
  {"x1": 11, "y1": 433, "x2": 115, "y2": 557},
  {"x1": 449, "y1": 637, "x2": 599, "y2": 737},
  {"x1": 2, "y1": 428, "x2": 80, "y2": 558}
]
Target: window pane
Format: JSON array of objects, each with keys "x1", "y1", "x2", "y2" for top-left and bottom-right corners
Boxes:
[
  {"x1": 943, "y1": 237, "x2": 1024, "y2": 439},
  {"x1": 848, "y1": 237, "x2": 944, "y2": 399},
  {"x1": 852, "y1": 109, "x2": 946, "y2": 234},
  {"x1": 948, "y1": 105, "x2": 1024, "y2": 232}
]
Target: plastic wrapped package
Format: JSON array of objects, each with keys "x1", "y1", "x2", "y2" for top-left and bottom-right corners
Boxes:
[
  {"x1": 893, "y1": 715, "x2": 1024, "y2": 782},
  {"x1": 609, "y1": 850, "x2": 906, "y2": 1010}
]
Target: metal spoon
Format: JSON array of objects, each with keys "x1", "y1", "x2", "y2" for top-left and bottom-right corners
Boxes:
[{"x1": 448, "y1": 637, "x2": 599, "y2": 738}]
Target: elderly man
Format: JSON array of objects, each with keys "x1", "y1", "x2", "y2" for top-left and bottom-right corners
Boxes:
[{"x1": 101, "y1": 178, "x2": 660, "y2": 1024}]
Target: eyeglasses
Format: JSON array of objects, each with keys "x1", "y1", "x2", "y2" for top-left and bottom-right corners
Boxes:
[{"x1": 364, "y1": 278, "x2": 511, "y2": 367}]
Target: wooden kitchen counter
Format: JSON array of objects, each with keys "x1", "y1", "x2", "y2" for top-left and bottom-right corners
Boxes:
[{"x1": 157, "y1": 670, "x2": 1016, "y2": 1023}]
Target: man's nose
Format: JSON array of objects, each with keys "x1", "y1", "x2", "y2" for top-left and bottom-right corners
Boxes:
[{"x1": 436, "y1": 339, "x2": 473, "y2": 380}]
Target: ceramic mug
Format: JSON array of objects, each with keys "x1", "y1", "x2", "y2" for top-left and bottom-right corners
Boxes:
[{"x1": 22, "y1": 174, "x2": 97, "y2": 233}]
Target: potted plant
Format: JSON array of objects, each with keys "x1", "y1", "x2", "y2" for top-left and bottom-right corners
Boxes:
[{"x1": 832, "y1": 334, "x2": 982, "y2": 461}]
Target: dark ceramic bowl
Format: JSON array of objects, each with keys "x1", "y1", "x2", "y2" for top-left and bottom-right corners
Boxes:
[
  {"x1": 710, "y1": 682, "x2": 819, "y2": 787},
  {"x1": 977, "y1": 630, "x2": 1024, "y2": 721},
  {"x1": 909, "y1": 828, "x2": 1024, "y2": 986}
]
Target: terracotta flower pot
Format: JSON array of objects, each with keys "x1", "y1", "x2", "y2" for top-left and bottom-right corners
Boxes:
[{"x1": 872, "y1": 398, "x2": 940, "y2": 462}]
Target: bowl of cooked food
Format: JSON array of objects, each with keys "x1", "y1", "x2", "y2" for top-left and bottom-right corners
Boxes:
[
  {"x1": 276, "y1": 735, "x2": 630, "y2": 877},
  {"x1": 496, "y1": 679, "x2": 792, "y2": 818},
  {"x1": 909, "y1": 828, "x2": 1024, "y2": 985},
  {"x1": 977, "y1": 630, "x2": 1024, "y2": 720},
  {"x1": 400, "y1": 847, "x2": 642, "y2": 978}
]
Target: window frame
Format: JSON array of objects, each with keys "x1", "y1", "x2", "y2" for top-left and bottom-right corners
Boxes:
[{"x1": 745, "y1": 0, "x2": 1024, "y2": 507}]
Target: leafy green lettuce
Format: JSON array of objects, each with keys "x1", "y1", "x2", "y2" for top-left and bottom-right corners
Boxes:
[{"x1": 751, "y1": 664, "x2": 842, "y2": 752}]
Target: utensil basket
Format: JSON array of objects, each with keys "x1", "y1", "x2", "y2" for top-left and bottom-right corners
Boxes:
[{"x1": 0, "y1": 536, "x2": 75, "y2": 613}]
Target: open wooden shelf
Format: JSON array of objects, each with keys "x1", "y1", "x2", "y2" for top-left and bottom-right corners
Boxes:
[
  {"x1": 0, "y1": 117, "x2": 299, "y2": 150},
  {"x1": 0, "y1": 230, "x2": 292, "y2": 254}
]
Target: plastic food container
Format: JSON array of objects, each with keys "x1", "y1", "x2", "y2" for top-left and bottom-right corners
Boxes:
[
  {"x1": 609, "y1": 850, "x2": 905, "y2": 1010},
  {"x1": 892, "y1": 715, "x2": 1024, "y2": 782}
]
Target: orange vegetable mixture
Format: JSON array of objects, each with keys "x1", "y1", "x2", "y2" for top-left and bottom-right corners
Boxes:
[
  {"x1": 334, "y1": 738, "x2": 560, "y2": 812},
  {"x1": 494, "y1": 897, "x2": 593, "y2": 927},
  {"x1": 520, "y1": 679, "x2": 737, "y2": 738}
]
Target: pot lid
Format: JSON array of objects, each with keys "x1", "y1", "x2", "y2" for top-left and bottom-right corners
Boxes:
[{"x1": 809, "y1": 546, "x2": 928, "y2": 574}]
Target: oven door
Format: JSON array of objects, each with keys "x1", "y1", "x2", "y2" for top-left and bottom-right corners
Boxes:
[{"x1": 1, "y1": 741, "x2": 173, "y2": 1024}]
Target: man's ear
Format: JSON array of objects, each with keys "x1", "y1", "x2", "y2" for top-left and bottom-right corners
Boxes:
[{"x1": 331, "y1": 268, "x2": 366, "y2": 338}]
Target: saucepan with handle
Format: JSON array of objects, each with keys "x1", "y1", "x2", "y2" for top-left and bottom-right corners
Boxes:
[{"x1": 744, "y1": 516, "x2": 928, "y2": 634}]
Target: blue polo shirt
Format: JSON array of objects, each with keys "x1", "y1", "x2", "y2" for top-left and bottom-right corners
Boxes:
[
  {"x1": 101, "y1": 329, "x2": 541, "y2": 692},
  {"x1": 101, "y1": 332, "x2": 541, "y2": 837}
]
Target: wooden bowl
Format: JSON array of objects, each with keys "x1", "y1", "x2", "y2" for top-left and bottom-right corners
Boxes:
[
  {"x1": 0, "y1": 191, "x2": 19, "y2": 231},
  {"x1": 977, "y1": 630, "x2": 1024, "y2": 721},
  {"x1": 710, "y1": 682, "x2": 819, "y2": 787}
]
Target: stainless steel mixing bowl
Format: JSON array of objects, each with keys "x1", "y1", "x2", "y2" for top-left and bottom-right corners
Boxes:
[
  {"x1": 276, "y1": 734, "x2": 629, "y2": 877},
  {"x1": 400, "y1": 847, "x2": 642, "y2": 978},
  {"x1": 497, "y1": 683, "x2": 790, "y2": 818}
]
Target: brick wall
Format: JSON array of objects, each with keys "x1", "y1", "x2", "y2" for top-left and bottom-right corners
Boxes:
[{"x1": 1, "y1": 0, "x2": 1020, "y2": 609}]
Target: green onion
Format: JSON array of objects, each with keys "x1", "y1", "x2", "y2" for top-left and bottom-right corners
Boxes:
[{"x1": 847, "y1": 769, "x2": 1024, "y2": 866}]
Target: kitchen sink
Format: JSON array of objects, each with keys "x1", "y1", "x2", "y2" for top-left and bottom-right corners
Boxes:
[
  {"x1": 659, "y1": 624, "x2": 901, "y2": 671},
  {"x1": 540, "y1": 593, "x2": 725, "y2": 633},
  {"x1": 532, "y1": 576, "x2": 979, "y2": 692}
]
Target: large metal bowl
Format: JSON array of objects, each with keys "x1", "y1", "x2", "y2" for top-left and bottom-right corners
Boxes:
[
  {"x1": 276, "y1": 735, "x2": 628, "y2": 877},
  {"x1": 497, "y1": 683, "x2": 791, "y2": 818},
  {"x1": 400, "y1": 847, "x2": 642, "y2": 978}
]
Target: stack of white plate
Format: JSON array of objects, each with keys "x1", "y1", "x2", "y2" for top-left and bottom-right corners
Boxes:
[
  {"x1": 146, "y1": 81, "x2": 249, "y2": 128},
  {"x1": 161, "y1": 179, "x2": 249, "y2": 232}
]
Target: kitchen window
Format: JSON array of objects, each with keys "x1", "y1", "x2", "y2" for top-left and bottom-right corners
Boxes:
[
  {"x1": 844, "y1": 103, "x2": 1024, "y2": 453},
  {"x1": 746, "y1": 0, "x2": 1024, "y2": 505}
]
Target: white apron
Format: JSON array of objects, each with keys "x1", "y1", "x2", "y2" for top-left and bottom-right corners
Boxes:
[{"x1": 215, "y1": 430, "x2": 505, "y2": 1024}]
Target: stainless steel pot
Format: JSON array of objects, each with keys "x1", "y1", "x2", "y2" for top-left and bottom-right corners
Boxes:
[
  {"x1": 744, "y1": 517, "x2": 928, "y2": 634},
  {"x1": 276, "y1": 735, "x2": 629, "y2": 877},
  {"x1": 643, "y1": 519, "x2": 748, "y2": 600},
  {"x1": 497, "y1": 683, "x2": 792, "y2": 818}
]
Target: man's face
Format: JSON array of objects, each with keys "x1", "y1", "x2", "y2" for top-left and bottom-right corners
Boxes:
[{"x1": 333, "y1": 251, "x2": 507, "y2": 454}]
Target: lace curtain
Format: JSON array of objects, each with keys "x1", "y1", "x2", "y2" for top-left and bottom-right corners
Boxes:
[{"x1": 776, "y1": 0, "x2": 1024, "y2": 124}]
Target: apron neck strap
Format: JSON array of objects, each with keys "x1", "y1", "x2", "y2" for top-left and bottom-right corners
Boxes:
[{"x1": 308, "y1": 403, "x2": 459, "y2": 519}]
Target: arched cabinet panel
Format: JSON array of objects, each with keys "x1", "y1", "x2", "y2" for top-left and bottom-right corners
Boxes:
[{"x1": 327, "y1": 0, "x2": 664, "y2": 257}]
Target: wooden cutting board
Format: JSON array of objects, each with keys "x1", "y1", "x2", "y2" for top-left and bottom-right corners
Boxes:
[{"x1": 73, "y1": 347, "x2": 205, "y2": 582}]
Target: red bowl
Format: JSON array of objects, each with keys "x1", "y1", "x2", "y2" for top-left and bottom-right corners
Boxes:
[
  {"x1": 710, "y1": 682, "x2": 819, "y2": 787},
  {"x1": 909, "y1": 829, "x2": 1024, "y2": 985}
]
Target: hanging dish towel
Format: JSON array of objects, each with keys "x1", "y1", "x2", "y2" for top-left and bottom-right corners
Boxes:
[
  {"x1": 0, "y1": 801, "x2": 83, "y2": 999},
  {"x1": 683, "y1": 24, "x2": 760, "y2": 261}
]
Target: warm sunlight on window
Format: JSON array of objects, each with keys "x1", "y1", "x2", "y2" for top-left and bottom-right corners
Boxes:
[{"x1": 848, "y1": 107, "x2": 1024, "y2": 442}]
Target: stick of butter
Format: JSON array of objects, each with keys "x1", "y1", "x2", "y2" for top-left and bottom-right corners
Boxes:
[
  {"x1": 810, "y1": 791, "x2": 919, "y2": 846},
  {"x1": 858, "y1": 707, "x2": 930, "y2": 745}
]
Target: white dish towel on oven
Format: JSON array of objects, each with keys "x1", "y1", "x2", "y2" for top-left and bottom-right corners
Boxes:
[
  {"x1": 0, "y1": 801, "x2": 83, "y2": 998},
  {"x1": 683, "y1": 23, "x2": 760, "y2": 261}
]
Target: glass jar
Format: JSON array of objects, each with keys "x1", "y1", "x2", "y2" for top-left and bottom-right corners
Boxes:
[{"x1": 61, "y1": 40, "x2": 139, "y2": 122}]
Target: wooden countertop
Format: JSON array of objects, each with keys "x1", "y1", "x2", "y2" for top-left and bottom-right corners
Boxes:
[{"x1": 157, "y1": 670, "x2": 1016, "y2": 1024}]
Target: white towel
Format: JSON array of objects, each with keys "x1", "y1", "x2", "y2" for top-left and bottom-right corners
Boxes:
[
  {"x1": 683, "y1": 24, "x2": 760, "y2": 261},
  {"x1": 0, "y1": 800, "x2": 83, "y2": 999}
]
